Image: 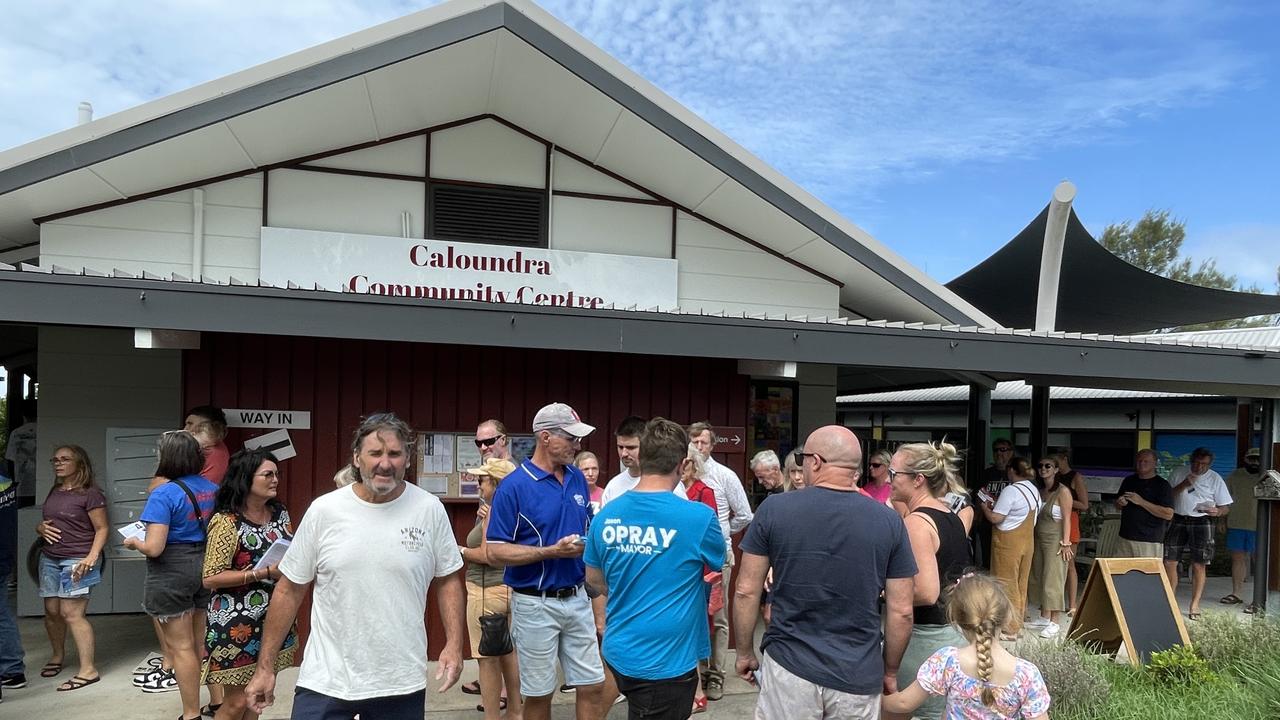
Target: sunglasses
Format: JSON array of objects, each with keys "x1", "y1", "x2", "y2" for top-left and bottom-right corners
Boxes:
[
  {"x1": 1037, "y1": 463, "x2": 1056, "y2": 469},
  {"x1": 474, "y1": 435, "x2": 505, "y2": 448},
  {"x1": 995, "y1": 447, "x2": 1013, "y2": 453},
  {"x1": 869, "y1": 462, "x2": 884, "y2": 468},
  {"x1": 793, "y1": 451, "x2": 823, "y2": 465}
]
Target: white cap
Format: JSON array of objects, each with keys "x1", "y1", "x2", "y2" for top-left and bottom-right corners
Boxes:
[{"x1": 532, "y1": 402, "x2": 595, "y2": 438}]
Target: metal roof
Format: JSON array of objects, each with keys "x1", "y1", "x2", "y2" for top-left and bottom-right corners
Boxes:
[
  {"x1": 839, "y1": 380, "x2": 1213, "y2": 405},
  {"x1": 3, "y1": 263, "x2": 1279, "y2": 399},
  {"x1": 0, "y1": 0, "x2": 993, "y2": 328}
]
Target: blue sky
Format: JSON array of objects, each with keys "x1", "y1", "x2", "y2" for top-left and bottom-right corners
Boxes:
[{"x1": 1, "y1": 0, "x2": 1277, "y2": 287}]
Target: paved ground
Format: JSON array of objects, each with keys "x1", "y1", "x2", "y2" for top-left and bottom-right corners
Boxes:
[{"x1": 1, "y1": 574, "x2": 1268, "y2": 718}]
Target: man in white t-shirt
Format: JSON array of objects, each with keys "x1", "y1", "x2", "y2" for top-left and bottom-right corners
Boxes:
[
  {"x1": 598, "y1": 416, "x2": 648, "y2": 508},
  {"x1": 245, "y1": 413, "x2": 466, "y2": 719},
  {"x1": 1163, "y1": 447, "x2": 1232, "y2": 619},
  {"x1": 688, "y1": 421, "x2": 753, "y2": 701}
]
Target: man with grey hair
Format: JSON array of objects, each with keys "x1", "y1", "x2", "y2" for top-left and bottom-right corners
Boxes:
[
  {"x1": 245, "y1": 412, "x2": 466, "y2": 719},
  {"x1": 750, "y1": 450, "x2": 785, "y2": 493},
  {"x1": 1114, "y1": 449, "x2": 1174, "y2": 559},
  {"x1": 688, "y1": 421, "x2": 753, "y2": 701}
]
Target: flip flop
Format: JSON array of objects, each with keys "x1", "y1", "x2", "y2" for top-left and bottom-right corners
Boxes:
[
  {"x1": 201, "y1": 703, "x2": 223, "y2": 717},
  {"x1": 1188, "y1": 612, "x2": 1202, "y2": 621},
  {"x1": 474, "y1": 697, "x2": 508, "y2": 712},
  {"x1": 461, "y1": 680, "x2": 481, "y2": 695},
  {"x1": 40, "y1": 662, "x2": 63, "y2": 678},
  {"x1": 1244, "y1": 604, "x2": 1260, "y2": 614},
  {"x1": 1220, "y1": 594, "x2": 1243, "y2": 605},
  {"x1": 692, "y1": 696, "x2": 708, "y2": 714},
  {"x1": 56, "y1": 675, "x2": 101, "y2": 692}
]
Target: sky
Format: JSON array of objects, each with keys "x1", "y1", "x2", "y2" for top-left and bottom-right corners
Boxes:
[{"x1": 1, "y1": 0, "x2": 1278, "y2": 288}]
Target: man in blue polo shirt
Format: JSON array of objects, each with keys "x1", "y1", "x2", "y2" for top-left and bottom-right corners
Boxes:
[
  {"x1": 486, "y1": 402, "x2": 604, "y2": 720},
  {"x1": 585, "y1": 417, "x2": 724, "y2": 720}
]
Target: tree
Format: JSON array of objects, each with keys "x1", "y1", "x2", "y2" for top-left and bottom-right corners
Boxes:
[{"x1": 1099, "y1": 209, "x2": 1276, "y2": 331}]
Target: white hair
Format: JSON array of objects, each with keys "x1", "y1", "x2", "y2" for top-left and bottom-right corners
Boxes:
[
  {"x1": 750, "y1": 449, "x2": 781, "y2": 470},
  {"x1": 686, "y1": 443, "x2": 707, "y2": 478}
]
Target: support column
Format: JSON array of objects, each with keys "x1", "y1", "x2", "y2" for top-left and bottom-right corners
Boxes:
[
  {"x1": 967, "y1": 384, "x2": 992, "y2": 491},
  {"x1": 1255, "y1": 398, "x2": 1276, "y2": 610},
  {"x1": 1030, "y1": 385, "x2": 1050, "y2": 458}
]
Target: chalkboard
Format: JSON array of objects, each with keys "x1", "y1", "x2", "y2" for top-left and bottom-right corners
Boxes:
[
  {"x1": 1111, "y1": 569, "x2": 1184, "y2": 662},
  {"x1": 1067, "y1": 558, "x2": 1189, "y2": 666}
]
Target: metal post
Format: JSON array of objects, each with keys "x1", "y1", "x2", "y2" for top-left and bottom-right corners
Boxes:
[
  {"x1": 1034, "y1": 181, "x2": 1076, "y2": 332},
  {"x1": 1254, "y1": 398, "x2": 1275, "y2": 613},
  {"x1": 967, "y1": 384, "x2": 992, "y2": 490},
  {"x1": 1030, "y1": 385, "x2": 1050, "y2": 458}
]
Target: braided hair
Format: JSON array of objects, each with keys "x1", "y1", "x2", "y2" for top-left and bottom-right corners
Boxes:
[{"x1": 946, "y1": 573, "x2": 1013, "y2": 707}]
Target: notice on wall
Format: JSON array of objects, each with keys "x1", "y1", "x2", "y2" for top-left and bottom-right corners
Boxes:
[
  {"x1": 244, "y1": 429, "x2": 297, "y2": 461},
  {"x1": 417, "y1": 433, "x2": 455, "y2": 476},
  {"x1": 225, "y1": 409, "x2": 312, "y2": 430},
  {"x1": 260, "y1": 227, "x2": 679, "y2": 311}
]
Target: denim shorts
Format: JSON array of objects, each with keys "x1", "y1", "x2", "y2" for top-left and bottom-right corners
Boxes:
[
  {"x1": 38, "y1": 554, "x2": 102, "y2": 599},
  {"x1": 142, "y1": 543, "x2": 211, "y2": 620},
  {"x1": 509, "y1": 586, "x2": 604, "y2": 696}
]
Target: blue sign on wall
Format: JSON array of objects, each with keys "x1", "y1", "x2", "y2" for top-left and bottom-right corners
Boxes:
[{"x1": 1153, "y1": 433, "x2": 1236, "y2": 477}]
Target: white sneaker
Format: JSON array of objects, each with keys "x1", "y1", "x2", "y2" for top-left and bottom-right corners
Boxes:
[
  {"x1": 139, "y1": 669, "x2": 179, "y2": 693},
  {"x1": 1039, "y1": 621, "x2": 1061, "y2": 638},
  {"x1": 1024, "y1": 617, "x2": 1050, "y2": 629}
]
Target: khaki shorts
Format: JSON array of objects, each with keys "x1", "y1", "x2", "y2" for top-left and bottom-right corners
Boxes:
[
  {"x1": 466, "y1": 581, "x2": 512, "y2": 657},
  {"x1": 1114, "y1": 537, "x2": 1163, "y2": 558},
  {"x1": 755, "y1": 651, "x2": 880, "y2": 720}
]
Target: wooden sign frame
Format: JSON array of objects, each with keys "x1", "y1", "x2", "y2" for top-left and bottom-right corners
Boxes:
[{"x1": 1066, "y1": 557, "x2": 1190, "y2": 665}]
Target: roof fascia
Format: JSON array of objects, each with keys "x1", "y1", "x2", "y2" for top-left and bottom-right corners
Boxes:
[{"x1": 1, "y1": 272, "x2": 1275, "y2": 397}]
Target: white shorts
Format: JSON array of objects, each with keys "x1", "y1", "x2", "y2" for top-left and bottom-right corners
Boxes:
[
  {"x1": 755, "y1": 651, "x2": 880, "y2": 720},
  {"x1": 510, "y1": 587, "x2": 604, "y2": 697}
]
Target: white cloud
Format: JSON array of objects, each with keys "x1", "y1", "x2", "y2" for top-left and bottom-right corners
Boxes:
[{"x1": 0, "y1": 0, "x2": 1263, "y2": 213}]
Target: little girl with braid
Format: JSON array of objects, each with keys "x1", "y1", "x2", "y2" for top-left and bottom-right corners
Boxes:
[{"x1": 883, "y1": 573, "x2": 1051, "y2": 719}]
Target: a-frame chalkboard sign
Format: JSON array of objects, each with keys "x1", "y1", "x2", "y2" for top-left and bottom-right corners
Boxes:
[{"x1": 1066, "y1": 557, "x2": 1190, "y2": 665}]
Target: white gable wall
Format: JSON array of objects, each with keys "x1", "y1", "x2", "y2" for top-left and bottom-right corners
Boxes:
[{"x1": 40, "y1": 118, "x2": 838, "y2": 315}]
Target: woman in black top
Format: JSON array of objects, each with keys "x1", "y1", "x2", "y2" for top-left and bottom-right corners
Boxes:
[{"x1": 887, "y1": 441, "x2": 973, "y2": 720}]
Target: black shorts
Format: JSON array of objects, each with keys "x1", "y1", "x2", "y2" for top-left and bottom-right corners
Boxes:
[
  {"x1": 142, "y1": 543, "x2": 211, "y2": 620},
  {"x1": 1163, "y1": 515, "x2": 1214, "y2": 565},
  {"x1": 609, "y1": 663, "x2": 698, "y2": 720}
]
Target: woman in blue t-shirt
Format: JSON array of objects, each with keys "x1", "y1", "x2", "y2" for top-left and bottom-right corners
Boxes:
[{"x1": 123, "y1": 431, "x2": 218, "y2": 720}]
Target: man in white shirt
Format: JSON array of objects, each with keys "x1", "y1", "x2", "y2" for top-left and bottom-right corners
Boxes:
[
  {"x1": 688, "y1": 421, "x2": 754, "y2": 701},
  {"x1": 599, "y1": 416, "x2": 648, "y2": 508},
  {"x1": 1163, "y1": 447, "x2": 1233, "y2": 619},
  {"x1": 245, "y1": 413, "x2": 466, "y2": 719}
]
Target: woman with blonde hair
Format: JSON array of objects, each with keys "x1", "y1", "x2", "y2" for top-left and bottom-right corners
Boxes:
[
  {"x1": 863, "y1": 448, "x2": 894, "y2": 504},
  {"x1": 575, "y1": 451, "x2": 603, "y2": 513},
  {"x1": 883, "y1": 573, "x2": 1051, "y2": 719},
  {"x1": 782, "y1": 451, "x2": 804, "y2": 490},
  {"x1": 461, "y1": 458, "x2": 523, "y2": 720},
  {"x1": 35, "y1": 445, "x2": 108, "y2": 691},
  {"x1": 886, "y1": 441, "x2": 973, "y2": 720}
]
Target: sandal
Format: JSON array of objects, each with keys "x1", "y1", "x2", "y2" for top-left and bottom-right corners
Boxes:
[
  {"x1": 56, "y1": 675, "x2": 101, "y2": 692},
  {"x1": 1244, "y1": 604, "x2": 1260, "y2": 614},
  {"x1": 461, "y1": 680, "x2": 481, "y2": 695},
  {"x1": 474, "y1": 697, "x2": 508, "y2": 712},
  {"x1": 201, "y1": 703, "x2": 223, "y2": 717},
  {"x1": 1187, "y1": 612, "x2": 1202, "y2": 621},
  {"x1": 1220, "y1": 594, "x2": 1243, "y2": 605},
  {"x1": 40, "y1": 662, "x2": 63, "y2": 678},
  {"x1": 692, "y1": 696, "x2": 708, "y2": 714}
]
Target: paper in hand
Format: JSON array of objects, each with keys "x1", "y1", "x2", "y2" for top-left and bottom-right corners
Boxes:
[
  {"x1": 117, "y1": 521, "x2": 147, "y2": 542},
  {"x1": 253, "y1": 538, "x2": 291, "y2": 571}
]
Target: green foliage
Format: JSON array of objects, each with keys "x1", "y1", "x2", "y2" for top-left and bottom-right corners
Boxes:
[
  {"x1": 1187, "y1": 612, "x2": 1280, "y2": 671},
  {"x1": 1145, "y1": 644, "x2": 1218, "y2": 686},
  {"x1": 1013, "y1": 637, "x2": 1111, "y2": 718},
  {"x1": 1099, "y1": 208, "x2": 1278, "y2": 330}
]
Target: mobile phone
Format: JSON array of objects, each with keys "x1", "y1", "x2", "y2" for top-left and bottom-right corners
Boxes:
[
  {"x1": 751, "y1": 668, "x2": 763, "y2": 688},
  {"x1": 573, "y1": 536, "x2": 587, "y2": 545}
]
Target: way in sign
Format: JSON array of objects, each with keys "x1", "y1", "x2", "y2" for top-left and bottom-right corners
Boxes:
[{"x1": 225, "y1": 409, "x2": 312, "y2": 430}]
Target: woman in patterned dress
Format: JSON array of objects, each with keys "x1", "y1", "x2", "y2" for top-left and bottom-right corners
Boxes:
[{"x1": 200, "y1": 448, "x2": 296, "y2": 719}]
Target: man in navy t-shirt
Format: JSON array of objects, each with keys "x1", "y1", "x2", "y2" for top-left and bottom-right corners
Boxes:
[
  {"x1": 486, "y1": 402, "x2": 605, "y2": 720},
  {"x1": 734, "y1": 425, "x2": 916, "y2": 720},
  {"x1": 585, "y1": 417, "x2": 724, "y2": 720}
]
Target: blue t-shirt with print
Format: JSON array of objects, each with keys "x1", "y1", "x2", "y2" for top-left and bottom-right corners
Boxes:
[
  {"x1": 140, "y1": 475, "x2": 218, "y2": 544},
  {"x1": 584, "y1": 489, "x2": 724, "y2": 680},
  {"x1": 487, "y1": 459, "x2": 595, "y2": 591}
]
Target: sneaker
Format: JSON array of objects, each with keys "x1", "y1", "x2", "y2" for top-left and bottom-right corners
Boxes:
[
  {"x1": 0, "y1": 674, "x2": 26, "y2": 689},
  {"x1": 705, "y1": 676, "x2": 724, "y2": 701},
  {"x1": 559, "y1": 683, "x2": 575, "y2": 693},
  {"x1": 133, "y1": 665, "x2": 167, "y2": 687},
  {"x1": 1024, "y1": 617, "x2": 1050, "y2": 628},
  {"x1": 1039, "y1": 621, "x2": 1061, "y2": 638},
  {"x1": 140, "y1": 669, "x2": 179, "y2": 693}
]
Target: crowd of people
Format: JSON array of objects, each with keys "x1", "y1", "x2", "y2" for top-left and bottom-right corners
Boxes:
[{"x1": 0, "y1": 399, "x2": 1267, "y2": 719}]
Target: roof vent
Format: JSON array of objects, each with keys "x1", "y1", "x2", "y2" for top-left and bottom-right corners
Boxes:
[{"x1": 77, "y1": 102, "x2": 93, "y2": 125}]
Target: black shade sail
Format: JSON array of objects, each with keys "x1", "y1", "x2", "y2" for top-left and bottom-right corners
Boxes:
[{"x1": 946, "y1": 206, "x2": 1280, "y2": 334}]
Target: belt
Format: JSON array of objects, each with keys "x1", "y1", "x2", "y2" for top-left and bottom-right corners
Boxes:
[{"x1": 513, "y1": 584, "x2": 581, "y2": 599}]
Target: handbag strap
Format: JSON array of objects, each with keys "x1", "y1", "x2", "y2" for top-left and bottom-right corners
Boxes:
[{"x1": 170, "y1": 478, "x2": 208, "y2": 537}]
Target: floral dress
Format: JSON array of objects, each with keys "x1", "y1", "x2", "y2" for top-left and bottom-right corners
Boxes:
[
  {"x1": 917, "y1": 645, "x2": 1051, "y2": 719},
  {"x1": 202, "y1": 507, "x2": 297, "y2": 685}
]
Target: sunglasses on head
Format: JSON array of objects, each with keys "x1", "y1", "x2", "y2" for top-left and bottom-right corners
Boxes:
[{"x1": 474, "y1": 435, "x2": 504, "y2": 448}]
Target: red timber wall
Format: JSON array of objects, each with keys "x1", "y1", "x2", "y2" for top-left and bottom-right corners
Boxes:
[{"x1": 183, "y1": 332, "x2": 750, "y2": 659}]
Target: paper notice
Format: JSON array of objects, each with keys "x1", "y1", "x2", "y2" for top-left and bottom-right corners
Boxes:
[
  {"x1": 253, "y1": 538, "x2": 291, "y2": 571},
  {"x1": 117, "y1": 521, "x2": 147, "y2": 542}
]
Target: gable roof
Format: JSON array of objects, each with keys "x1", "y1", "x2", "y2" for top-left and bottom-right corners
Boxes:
[{"x1": 0, "y1": 0, "x2": 994, "y2": 327}]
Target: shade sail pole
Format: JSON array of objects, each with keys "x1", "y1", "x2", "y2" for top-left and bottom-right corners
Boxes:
[{"x1": 1034, "y1": 181, "x2": 1077, "y2": 332}]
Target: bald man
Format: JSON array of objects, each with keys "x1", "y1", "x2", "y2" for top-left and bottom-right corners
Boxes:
[{"x1": 732, "y1": 426, "x2": 916, "y2": 720}]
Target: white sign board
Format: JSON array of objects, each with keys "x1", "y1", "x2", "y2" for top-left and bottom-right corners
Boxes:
[
  {"x1": 260, "y1": 227, "x2": 679, "y2": 311},
  {"x1": 243, "y1": 429, "x2": 297, "y2": 461},
  {"x1": 225, "y1": 409, "x2": 312, "y2": 429}
]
